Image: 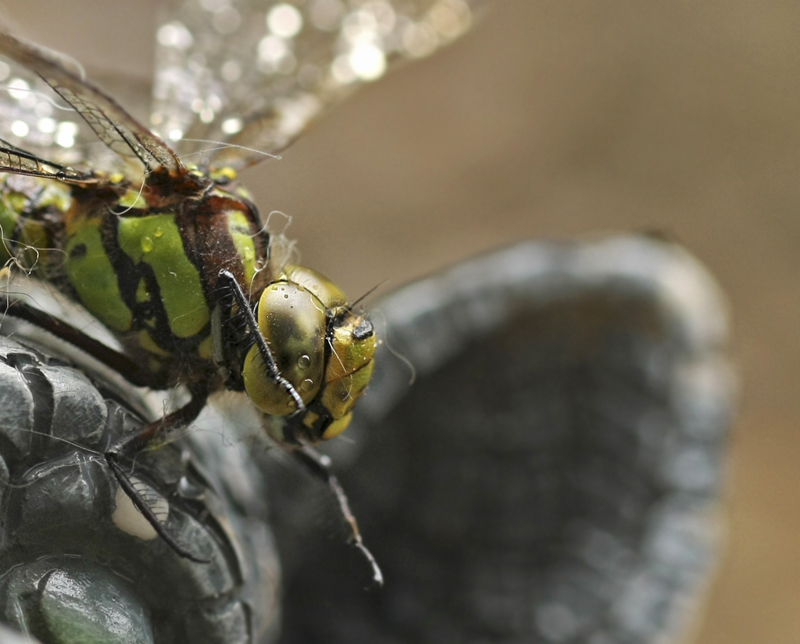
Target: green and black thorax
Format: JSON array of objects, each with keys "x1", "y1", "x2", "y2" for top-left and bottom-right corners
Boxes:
[{"x1": 0, "y1": 168, "x2": 273, "y2": 381}]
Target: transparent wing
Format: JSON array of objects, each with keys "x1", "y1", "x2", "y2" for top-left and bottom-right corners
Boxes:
[
  {"x1": 0, "y1": 137, "x2": 97, "y2": 184},
  {"x1": 0, "y1": 30, "x2": 183, "y2": 177},
  {"x1": 152, "y1": 0, "x2": 487, "y2": 169},
  {"x1": 0, "y1": 36, "x2": 106, "y2": 172}
]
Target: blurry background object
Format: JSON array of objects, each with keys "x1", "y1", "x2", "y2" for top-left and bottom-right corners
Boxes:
[
  {"x1": 0, "y1": 0, "x2": 796, "y2": 641},
  {"x1": 269, "y1": 235, "x2": 732, "y2": 643}
]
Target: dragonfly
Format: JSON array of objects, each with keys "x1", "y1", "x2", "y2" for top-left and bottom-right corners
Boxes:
[{"x1": 0, "y1": 0, "x2": 484, "y2": 576}]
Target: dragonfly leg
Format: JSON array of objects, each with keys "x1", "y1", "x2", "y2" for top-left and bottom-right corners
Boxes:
[
  {"x1": 294, "y1": 445, "x2": 383, "y2": 587},
  {"x1": 106, "y1": 455, "x2": 210, "y2": 564},
  {"x1": 216, "y1": 269, "x2": 305, "y2": 413},
  {"x1": 105, "y1": 387, "x2": 211, "y2": 563},
  {"x1": 0, "y1": 298, "x2": 168, "y2": 389}
]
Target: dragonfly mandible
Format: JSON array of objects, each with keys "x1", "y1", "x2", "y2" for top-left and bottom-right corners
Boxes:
[{"x1": 0, "y1": 0, "x2": 485, "y2": 573}]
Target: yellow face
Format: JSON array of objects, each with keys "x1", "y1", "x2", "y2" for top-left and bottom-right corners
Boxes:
[{"x1": 242, "y1": 265, "x2": 376, "y2": 444}]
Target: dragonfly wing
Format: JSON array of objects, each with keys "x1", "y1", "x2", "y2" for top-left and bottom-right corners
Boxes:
[
  {"x1": 0, "y1": 30, "x2": 183, "y2": 177},
  {"x1": 0, "y1": 137, "x2": 96, "y2": 183},
  {"x1": 152, "y1": 0, "x2": 487, "y2": 169},
  {"x1": 0, "y1": 38, "x2": 105, "y2": 171}
]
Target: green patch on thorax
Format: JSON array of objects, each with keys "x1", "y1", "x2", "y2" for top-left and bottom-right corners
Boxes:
[
  {"x1": 64, "y1": 218, "x2": 133, "y2": 332},
  {"x1": 116, "y1": 214, "x2": 209, "y2": 338}
]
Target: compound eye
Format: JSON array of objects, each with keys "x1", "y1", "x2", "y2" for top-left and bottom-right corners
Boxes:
[
  {"x1": 243, "y1": 281, "x2": 325, "y2": 416},
  {"x1": 282, "y1": 265, "x2": 347, "y2": 309}
]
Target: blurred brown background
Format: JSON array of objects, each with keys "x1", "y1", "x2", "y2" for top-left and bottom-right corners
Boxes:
[{"x1": 1, "y1": 1, "x2": 798, "y2": 641}]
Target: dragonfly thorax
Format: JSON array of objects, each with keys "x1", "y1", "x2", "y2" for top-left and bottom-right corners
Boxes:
[{"x1": 59, "y1": 176, "x2": 271, "y2": 372}]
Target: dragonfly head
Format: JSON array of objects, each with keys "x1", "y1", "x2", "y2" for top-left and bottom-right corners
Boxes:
[{"x1": 242, "y1": 265, "x2": 376, "y2": 445}]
